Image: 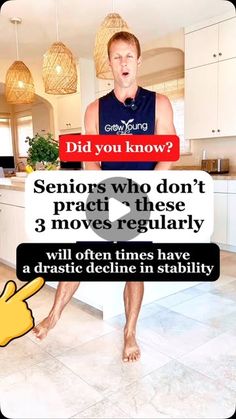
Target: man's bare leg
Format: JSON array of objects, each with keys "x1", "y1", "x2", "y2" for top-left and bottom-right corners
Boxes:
[
  {"x1": 32, "y1": 281, "x2": 80, "y2": 340},
  {"x1": 123, "y1": 281, "x2": 144, "y2": 362}
]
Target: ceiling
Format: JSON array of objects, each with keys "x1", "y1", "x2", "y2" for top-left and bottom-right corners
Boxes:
[{"x1": 0, "y1": 0, "x2": 234, "y2": 63}]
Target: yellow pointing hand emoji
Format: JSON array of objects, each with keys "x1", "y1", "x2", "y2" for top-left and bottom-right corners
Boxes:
[{"x1": 0, "y1": 277, "x2": 45, "y2": 347}]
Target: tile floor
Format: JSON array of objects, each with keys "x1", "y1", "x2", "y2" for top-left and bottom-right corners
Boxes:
[{"x1": 0, "y1": 251, "x2": 235, "y2": 418}]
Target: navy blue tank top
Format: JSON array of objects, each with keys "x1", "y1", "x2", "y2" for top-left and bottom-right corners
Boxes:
[{"x1": 99, "y1": 87, "x2": 157, "y2": 170}]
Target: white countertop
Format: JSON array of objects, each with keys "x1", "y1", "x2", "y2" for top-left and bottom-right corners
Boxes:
[{"x1": 0, "y1": 178, "x2": 25, "y2": 191}]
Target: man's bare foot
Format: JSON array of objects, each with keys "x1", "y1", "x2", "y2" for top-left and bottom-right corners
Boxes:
[
  {"x1": 32, "y1": 315, "x2": 58, "y2": 340},
  {"x1": 123, "y1": 329, "x2": 141, "y2": 362}
]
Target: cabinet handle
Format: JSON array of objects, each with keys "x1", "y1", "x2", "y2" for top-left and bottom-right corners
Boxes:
[
  {"x1": 217, "y1": 129, "x2": 221, "y2": 132},
  {"x1": 219, "y1": 52, "x2": 222, "y2": 56},
  {"x1": 212, "y1": 129, "x2": 215, "y2": 133},
  {"x1": 213, "y1": 53, "x2": 217, "y2": 58},
  {"x1": 41, "y1": 129, "x2": 46, "y2": 132}
]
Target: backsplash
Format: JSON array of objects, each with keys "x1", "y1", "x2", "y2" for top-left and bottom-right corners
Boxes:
[{"x1": 176, "y1": 136, "x2": 236, "y2": 172}]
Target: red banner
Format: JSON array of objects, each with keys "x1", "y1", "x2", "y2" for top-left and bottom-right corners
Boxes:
[{"x1": 59, "y1": 134, "x2": 179, "y2": 162}]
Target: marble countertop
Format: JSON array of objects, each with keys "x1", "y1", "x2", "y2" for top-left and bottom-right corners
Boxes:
[
  {"x1": 0, "y1": 178, "x2": 25, "y2": 191},
  {"x1": 173, "y1": 167, "x2": 236, "y2": 180},
  {"x1": 211, "y1": 173, "x2": 236, "y2": 180}
]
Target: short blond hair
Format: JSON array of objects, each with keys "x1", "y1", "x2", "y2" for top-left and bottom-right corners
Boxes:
[{"x1": 107, "y1": 31, "x2": 141, "y2": 58}]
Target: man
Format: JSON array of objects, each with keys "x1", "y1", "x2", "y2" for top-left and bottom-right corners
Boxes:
[{"x1": 33, "y1": 31, "x2": 176, "y2": 362}]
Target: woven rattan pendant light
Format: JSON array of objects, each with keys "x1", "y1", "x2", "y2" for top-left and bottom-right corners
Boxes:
[
  {"x1": 42, "y1": 0, "x2": 77, "y2": 94},
  {"x1": 94, "y1": 0, "x2": 130, "y2": 79},
  {"x1": 5, "y1": 17, "x2": 35, "y2": 104}
]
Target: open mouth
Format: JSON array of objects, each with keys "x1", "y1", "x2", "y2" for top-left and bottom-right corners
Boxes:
[{"x1": 122, "y1": 71, "x2": 129, "y2": 77}]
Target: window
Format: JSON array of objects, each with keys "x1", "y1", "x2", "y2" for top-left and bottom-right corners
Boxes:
[
  {"x1": 0, "y1": 116, "x2": 13, "y2": 156},
  {"x1": 145, "y1": 78, "x2": 189, "y2": 154},
  {"x1": 16, "y1": 115, "x2": 33, "y2": 157}
]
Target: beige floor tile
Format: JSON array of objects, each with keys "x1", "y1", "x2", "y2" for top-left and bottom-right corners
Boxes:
[
  {"x1": 0, "y1": 358, "x2": 103, "y2": 419},
  {"x1": 73, "y1": 399, "x2": 130, "y2": 418},
  {"x1": 108, "y1": 360, "x2": 236, "y2": 418},
  {"x1": 57, "y1": 330, "x2": 171, "y2": 397},
  {"x1": 170, "y1": 293, "x2": 236, "y2": 331},
  {"x1": 220, "y1": 252, "x2": 236, "y2": 277},
  {"x1": 0, "y1": 264, "x2": 16, "y2": 282},
  {"x1": 220, "y1": 261, "x2": 236, "y2": 277},
  {"x1": 180, "y1": 331, "x2": 236, "y2": 392},
  {"x1": 194, "y1": 274, "x2": 236, "y2": 293},
  {"x1": 156, "y1": 286, "x2": 204, "y2": 308},
  {"x1": 105, "y1": 302, "x2": 166, "y2": 330},
  {"x1": 211, "y1": 280, "x2": 236, "y2": 302},
  {"x1": 138, "y1": 309, "x2": 219, "y2": 358},
  {"x1": 29, "y1": 306, "x2": 115, "y2": 356},
  {"x1": 0, "y1": 336, "x2": 53, "y2": 380}
]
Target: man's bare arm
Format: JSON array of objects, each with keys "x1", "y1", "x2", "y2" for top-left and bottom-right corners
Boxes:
[
  {"x1": 83, "y1": 100, "x2": 101, "y2": 170},
  {"x1": 155, "y1": 94, "x2": 176, "y2": 170}
]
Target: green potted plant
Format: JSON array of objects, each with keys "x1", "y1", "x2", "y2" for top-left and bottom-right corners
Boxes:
[{"x1": 26, "y1": 133, "x2": 59, "y2": 171}]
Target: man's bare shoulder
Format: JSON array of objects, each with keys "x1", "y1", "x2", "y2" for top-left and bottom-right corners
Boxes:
[
  {"x1": 85, "y1": 99, "x2": 99, "y2": 134},
  {"x1": 155, "y1": 93, "x2": 173, "y2": 120},
  {"x1": 156, "y1": 93, "x2": 172, "y2": 110},
  {"x1": 86, "y1": 99, "x2": 99, "y2": 116}
]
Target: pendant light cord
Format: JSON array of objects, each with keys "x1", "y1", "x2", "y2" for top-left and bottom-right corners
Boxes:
[
  {"x1": 14, "y1": 21, "x2": 19, "y2": 60},
  {"x1": 55, "y1": 0, "x2": 59, "y2": 41}
]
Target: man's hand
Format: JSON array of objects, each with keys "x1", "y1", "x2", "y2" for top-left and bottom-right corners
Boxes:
[{"x1": 0, "y1": 277, "x2": 45, "y2": 347}]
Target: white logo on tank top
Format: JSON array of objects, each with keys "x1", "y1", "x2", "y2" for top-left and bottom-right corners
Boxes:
[{"x1": 104, "y1": 119, "x2": 148, "y2": 134}]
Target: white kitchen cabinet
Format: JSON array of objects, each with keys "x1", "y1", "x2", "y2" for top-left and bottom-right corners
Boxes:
[
  {"x1": 228, "y1": 194, "x2": 236, "y2": 246},
  {"x1": 0, "y1": 201, "x2": 26, "y2": 265},
  {"x1": 32, "y1": 103, "x2": 51, "y2": 136},
  {"x1": 185, "y1": 61, "x2": 236, "y2": 139},
  {"x1": 227, "y1": 181, "x2": 236, "y2": 247},
  {"x1": 185, "y1": 16, "x2": 236, "y2": 140},
  {"x1": 218, "y1": 58, "x2": 236, "y2": 137},
  {"x1": 185, "y1": 64, "x2": 218, "y2": 139},
  {"x1": 212, "y1": 180, "x2": 236, "y2": 251},
  {"x1": 57, "y1": 93, "x2": 82, "y2": 132},
  {"x1": 185, "y1": 25, "x2": 219, "y2": 69},
  {"x1": 219, "y1": 18, "x2": 236, "y2": 61},
  {"x1": 211, "y1": 193, "x2": 228, "y2": 244},
  {"x1": 185, "y1": 17, "x2": 236, "y2": 69}
]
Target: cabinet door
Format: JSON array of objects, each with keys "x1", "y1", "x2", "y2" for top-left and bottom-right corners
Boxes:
[
  {"x1": 218, "y1": 58, "x2": 236, "y2": 137},
  {"x1": 32, "y1": 103, "x2": 51, "y2": 135},
  {"x1": 228, "y1": 181, "x2": 236, "y2": 246},
  {"x1": 185, "y1": 25, "x2": 219, "y2": 69},
  {"x1": 219, "y1": 18, "x2": 236, "y2": 61},
  {"x1": 228, "y1": 193, "x2": 236, "y2": 246},
  {"x1": 211, "y1": 193, "x2": 228, "y2": 244},
  {"x1": 185, "y1": 64, "x2": 218, "y2": 139},
  {"x1": 57, "y1": 93, "x2": 81, "y2": 131},
  {"x1": 0, "y1": 204, "x2": 26, "y2": 265}
]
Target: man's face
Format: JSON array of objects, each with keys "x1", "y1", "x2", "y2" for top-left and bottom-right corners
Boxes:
[{"x1": 108, "y1": 40, "x2": 141, "y2": 88}]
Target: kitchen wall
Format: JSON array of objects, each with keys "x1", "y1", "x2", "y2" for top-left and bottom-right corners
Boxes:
[
  {"x1": 0, "y1": 94, "x2": 11, "y2": 112},
  {"x1": 144, "y1": 28, "x2": 184, "y2": 53},
  {"x1": 176, "y1": 137, "x2": 236, "y2": 172}
]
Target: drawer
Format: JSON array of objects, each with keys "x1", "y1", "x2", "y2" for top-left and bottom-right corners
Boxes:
[
  {"x1": 228, "y1": 180, "x2": 236, "y2": 193},
  {"x1": 0, "y1": 189, "x2": 25, "y2": 207},
  {"x1": 213, "y1": 180, "x2": 228, "y2": 193}
]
